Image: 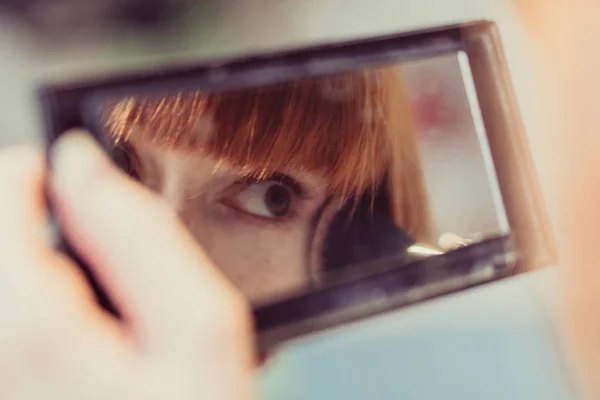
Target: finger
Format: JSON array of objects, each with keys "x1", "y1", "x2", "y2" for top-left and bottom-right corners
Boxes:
[
  {"x1": 0, "y1": 144, "x2": 105, "y2": 310},
  {"x1": 0, "y1": 145, "x2": 66, "y2": 304},
  {"x1": 0, "y1": 144, "x2": 120, "y2": 320},
  {"x1": 0, "y1": 146, "x2": 127, "y2": 386},
  {"x1": 0, "y1": 145, "x2": 51, "y2": 262},
  {"x1": 0, "y1": 145, "x2": 55, "y2": 324},
  {"x1": 48, "y1": 131, "x2": 251, "y2": 354}
]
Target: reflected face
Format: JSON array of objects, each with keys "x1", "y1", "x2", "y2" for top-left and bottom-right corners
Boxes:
[
  {"x1": 100, "y1": 67, "x2": 431, "y2": 304},
  {"x1": 123, "y1": 134, "x2": 330, "y2": 304}
]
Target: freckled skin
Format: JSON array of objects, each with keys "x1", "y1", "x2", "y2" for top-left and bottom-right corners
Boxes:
[{"x1": 124, "y1": 135, "x2": 328, "y2": 305}]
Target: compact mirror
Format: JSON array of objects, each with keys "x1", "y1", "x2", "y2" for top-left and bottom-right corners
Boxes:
[{"x1": 40, "y1": 21, "x2": 555, "y2": 353}]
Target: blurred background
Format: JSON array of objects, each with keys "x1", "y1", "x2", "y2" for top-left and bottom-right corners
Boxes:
[
  {"x1": 0, "y1": 1, "x2": 574, "y2": 399},
  {"x1": 0, "y1": 0, "x2": 535, "y2": 148}
]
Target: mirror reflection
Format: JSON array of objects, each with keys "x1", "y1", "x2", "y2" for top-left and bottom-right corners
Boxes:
[{"x1": 95, "y1": 51, "x2": 508, "y2": 305}]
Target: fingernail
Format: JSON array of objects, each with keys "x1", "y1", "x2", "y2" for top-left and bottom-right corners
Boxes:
[{"x1": 50, "y1": 130, "x2": 112, "y2": 192}]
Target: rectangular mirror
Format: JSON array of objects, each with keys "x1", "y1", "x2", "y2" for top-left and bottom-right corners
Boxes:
[{"x1": 39, "y1": 20, "x2": 555, "y2": 353}]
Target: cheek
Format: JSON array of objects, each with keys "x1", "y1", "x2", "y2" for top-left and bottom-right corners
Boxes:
[
  {"x1": 215, "y1": 234, "x2": 309, "y2": 303},
  {"x1": 180, "y1": 205, "x2": 313, "y2": 304}
]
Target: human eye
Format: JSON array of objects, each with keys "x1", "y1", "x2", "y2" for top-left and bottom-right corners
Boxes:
[
  {"x1": 110, "y1": 141, "x2": 141, "y2": 180},
  {"x1": 222, "y1": 173, "x2": 306, "y2": 220}
]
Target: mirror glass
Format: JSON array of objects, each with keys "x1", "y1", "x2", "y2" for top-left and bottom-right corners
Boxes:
[{"x1": 92, "y1": 50, "x2": 509, "y2": 306}]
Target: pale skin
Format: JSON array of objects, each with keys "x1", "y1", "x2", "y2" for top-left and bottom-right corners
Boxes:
[
  {"x1": 0, "y1": 133, "x2": 254, "y2": 399},
  {"x1": 123, "y1": 133, "x2": 330, "y2": 304},
  {"x1": 0, "y1": 1, "x2": 599, "y2": 398}
]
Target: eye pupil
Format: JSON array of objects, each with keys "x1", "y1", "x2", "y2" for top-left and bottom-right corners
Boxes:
[{"x1": 265, "y1": 184, "x2": 291, "y2": 217}]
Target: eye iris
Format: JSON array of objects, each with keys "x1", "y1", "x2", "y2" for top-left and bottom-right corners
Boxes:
[{"x1": 265, "y1": 184, "x2": 291, "y2": 217}]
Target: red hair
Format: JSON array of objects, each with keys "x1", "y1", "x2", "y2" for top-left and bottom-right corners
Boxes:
[{"x1": 103, "y1": 66, "x2": 432, "y2": 241}]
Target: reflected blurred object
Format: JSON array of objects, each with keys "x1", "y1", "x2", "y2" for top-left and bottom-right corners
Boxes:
[
  {"x1": 0, "y1": 0, "x2": 194, "y2": 35},
  {"x1": 438, "y1": 232, "x2": 473, "y2": 250},
  {"x1": 407, "y1": 243, "x2": 444, "y2": 257}
]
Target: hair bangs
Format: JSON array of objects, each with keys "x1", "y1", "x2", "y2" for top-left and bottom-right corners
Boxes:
[{"x1": 103, "y1": 67, "x2": 406, "y2": 198}]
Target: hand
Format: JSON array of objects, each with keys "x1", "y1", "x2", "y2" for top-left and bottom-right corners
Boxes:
[
  {"x1": 0, "y1": 131, "x2": 255, "y2": 399},
  {"x1": 515, "y1": 0, "x2": 600, "y2": 396}
]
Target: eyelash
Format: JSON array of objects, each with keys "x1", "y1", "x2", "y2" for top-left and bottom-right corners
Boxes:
[
  {"x1": 112, "y1": 142, "x2": 311, "y2": 226},
  {"x1": 238, "y1": 173, "x2": 307, "y2": 198},
  {"x1": 111, "y1": 142, "x2": 141, "y2": 180},
  {"x1": 221, "y1": 174, "x2": 309, "y2": 225}
]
